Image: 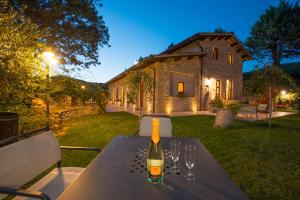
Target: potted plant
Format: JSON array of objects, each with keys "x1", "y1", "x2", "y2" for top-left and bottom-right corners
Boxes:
[{"x1": 213, "y1": 99, "x2": 240, "y2": 128}]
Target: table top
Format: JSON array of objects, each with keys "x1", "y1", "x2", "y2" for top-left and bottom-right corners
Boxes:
[{"x1": 58, "y1": 136, "x2": 248, "y2": 200}]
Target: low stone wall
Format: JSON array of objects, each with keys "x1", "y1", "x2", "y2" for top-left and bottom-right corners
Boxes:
[{"x1": 51, "y1": 106, "x2": 98, "y2": 130}]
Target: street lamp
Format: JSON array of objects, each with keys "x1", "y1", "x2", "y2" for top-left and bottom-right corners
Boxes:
[
  {"x1": 281, "y1": 90, "x2": 287, "y2": 96},
  {"x1": 42, "y1": 51, "x2": 58, "y2": 130}
]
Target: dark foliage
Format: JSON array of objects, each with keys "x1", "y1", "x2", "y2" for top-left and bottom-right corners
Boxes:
[
  {"x1": 10, "y1": 0, "x2": 110, "y2": 70},
  {"x1": 245, "y1": 0, "x2": 300, "y2": 65}
]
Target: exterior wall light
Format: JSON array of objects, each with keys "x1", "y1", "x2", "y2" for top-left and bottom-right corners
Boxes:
[{"x1": 205, "y1": 78, "x2": 212, "y2": 88}]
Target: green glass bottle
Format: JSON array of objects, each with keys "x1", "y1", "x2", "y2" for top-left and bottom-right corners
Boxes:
[{"x1": 147, "y1": 118, "x2": 164, "y2": 184}]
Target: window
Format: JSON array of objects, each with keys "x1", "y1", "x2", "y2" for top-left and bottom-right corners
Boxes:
[
  {"x1": 178, "y1": 82, "x2": 184, "y2": 95},
  {"x1": 212, "y1": 47, "x2": 218, "y2": 60},
  {"x1": 227, "y1": 80, "x2": 233, "y2": 100},
  {"x1": 228, "y1": 54, "x2": 233, "y2": 64},
  {"x1": 216, "y1": 80, "x2": 221, "y2": 99}
]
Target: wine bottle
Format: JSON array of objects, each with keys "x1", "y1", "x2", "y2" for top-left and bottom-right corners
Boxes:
[{"x1": 147, "y1": 118, "x2": 164, "y2": 184}]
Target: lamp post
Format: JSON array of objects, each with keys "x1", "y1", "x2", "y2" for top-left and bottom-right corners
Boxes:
[{"x1": 42, "y1": 51, "x2": 58, "y2": 130}]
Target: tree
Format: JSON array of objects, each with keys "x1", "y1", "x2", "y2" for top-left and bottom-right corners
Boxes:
[
  {"x1": 0, "y1": 2, "x2": 46, "y2": 107},
  {"x1": 96, "y1": 88, "x2": 108, "y2": 113},
  {"x1": 50, "y1": 75, "x2": 105, "y2": 105},
  {"x1": 168, "y1": 42, "x2": 174, "y2": 49},
  {"x1": 11, "y1": 0, "x2": 109, "y2": 70},
  {"x1": 245, "y1": 0, "x2": 300, "y2": 120},
  {"x1": 244, "y1": 65, "x2": 295, "y2": 100},
  {"x1": 245, "y1": 0, "x2": 300, "y2": 65},
  {"x1": 214, "y1": 27, "x2": 232, "y2": 33}
]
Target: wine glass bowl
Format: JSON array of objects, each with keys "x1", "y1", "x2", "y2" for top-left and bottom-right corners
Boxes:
[
  {"x1": 184, "y1": 144, "x2": 196, "y2": 181},
  {"x1": 170, "y1": 140, "x2": 181, "y2": 172}
]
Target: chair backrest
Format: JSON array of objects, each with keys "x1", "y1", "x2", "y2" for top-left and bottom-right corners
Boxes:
[
  {"x1": 257, "y1": 104, "x2": 268, "y2": 111},
  {"x1": 0, "y1": 131, "x2": 61, "y2": 191},
  {"x1": 139, "y1": 115, "x2": 172, "y2": 137},
  {"x1": 239, "y1": 104, "x2": 257, "y2": 114}
]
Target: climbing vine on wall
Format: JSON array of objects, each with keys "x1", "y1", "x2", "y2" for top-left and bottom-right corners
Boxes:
[{"x1": 125, "y1": 71, "x2": 154, "y2": 104}]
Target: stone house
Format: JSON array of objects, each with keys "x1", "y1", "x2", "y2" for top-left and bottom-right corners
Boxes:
[{"x1": 107, "y1": 32, "x2": 251, "y2": 113}]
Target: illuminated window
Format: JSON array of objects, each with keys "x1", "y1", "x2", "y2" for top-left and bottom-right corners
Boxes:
[
  {"x1": 216, "y1": 80, "x2": 221, "y2": 99},
  {"x1": 228, "y1": 54, "x2": 233, "y2": 64},
  {"x1": 212, "y1": 47, "x2": 218, "y2": 60},
  {"x1": 178, "y1": 82, "x2": 184, "y2": 95},
  {"x1": 227, "y1": 80, "x2": 233, "y2": 100}
]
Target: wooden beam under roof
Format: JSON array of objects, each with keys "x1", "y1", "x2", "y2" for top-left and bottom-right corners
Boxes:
[
  {"x1": 174, "y1": 57, "x2": 183, "y2": 61},
  {"x1": 231, "y1": 42, "x2": 238, "y2": 47},
  {"x1": 209, "y1": 35, "x2": 218, "y2": 41},
  {"x1": 236, "y1": 49, "x2": 242, "y2": 52},
  {"x1": 224, "y1": 35, "x2": 231, "y2": 40},
  {"x1": 217, "y1": 35, "x2": 225, "y2": 40},
  {"x1": 198, "y1": 36, "x2": 206, "y2": 41},
  {"x1": 155, "y1": 52, "x2": 206, "y2": 59}
]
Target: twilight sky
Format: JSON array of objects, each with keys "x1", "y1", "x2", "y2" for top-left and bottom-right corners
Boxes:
[{"x1": 73, "y1": 0, "x2": 296, "y2": 83}]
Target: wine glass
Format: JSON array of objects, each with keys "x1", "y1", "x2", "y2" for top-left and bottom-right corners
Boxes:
[
  {"x1": 184, "y1": 144, "x2": 196, "y2": 181},
  {"x1": 170, "y1": 140, "x2": 181, "y2": 172}
]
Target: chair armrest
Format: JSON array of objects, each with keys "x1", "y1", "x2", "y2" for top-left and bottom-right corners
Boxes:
[
  {"x1": 60, "y1": 146, "x2": 101, "y2": 152},
  {"x1": 134, "y1": 129, "x2": 140, "y2": 136},
  {"x1": 0, "y1": 187, "x2": 50, "y2": 200}
]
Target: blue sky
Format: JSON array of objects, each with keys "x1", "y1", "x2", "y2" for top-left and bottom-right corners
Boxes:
[{"x1": 74, "y1": 0, "x2": 297, "y2": 83}]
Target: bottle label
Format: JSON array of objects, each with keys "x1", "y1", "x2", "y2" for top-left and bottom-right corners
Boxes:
[
  {"x1": 147, "y1": 159, "x2": 163, "y2": 176},
  {"x1": 150, "y1": 166, "x2": 161, "y2": 176}
]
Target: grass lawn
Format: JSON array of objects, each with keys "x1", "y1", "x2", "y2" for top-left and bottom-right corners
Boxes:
[{"x1": 56, "y1": 112, "x2": 300, "y2": 200}]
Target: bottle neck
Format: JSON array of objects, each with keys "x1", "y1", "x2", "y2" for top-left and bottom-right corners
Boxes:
[{"x1": 152, "y1": 124, "x2": 160, "y2": 144}]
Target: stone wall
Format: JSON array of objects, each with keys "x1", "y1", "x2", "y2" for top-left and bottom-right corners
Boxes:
[
  {"x1": 155, "y1": 57, "x2": 200, "y2": 113},
  {"x1": 172, "y1": 37, "x2": 243, "y2": 110},
  {"x1": 108, "y1": 36, "x2": 244, "y2": 113},
  {"x1": 108, "y1": 78, "x2": 126, "y2": 104}
]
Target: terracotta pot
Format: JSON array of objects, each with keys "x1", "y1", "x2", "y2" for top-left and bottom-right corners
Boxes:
[{"x1": 214, "y1": 108, "x2": 236, "y2": 128}]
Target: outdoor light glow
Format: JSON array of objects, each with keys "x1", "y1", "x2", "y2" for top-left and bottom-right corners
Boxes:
[
  {"x1": 166, "y1": 105, "x2": 172, "y2": 114},
  {"x1": 43, "y1": 51, "x2": 54, "y2": 60},
  {"x1": 147, "y1": 102, "x2": 152, "y2": 112},
  {"x1": 193, "y1": 103, "x2": 197, "y2": 112},
  {"x1": 134, "y1": 60, "x2": 138, "y2": 65},
  {"x1": 49, "y1": 58, "x2": 58, "y2": 66},
  {"x1": 81, "y1": 85, "x2": 86, "y2": 89},
  {"x1": 205, "y1": 78, "x2": 212, "y2": 86},
  {"x1": 42, "y1": 51, "x2": 59, "y2": 66},
  {"x1": 281, "y1": 90, "x2": 286, "y2": 95}
]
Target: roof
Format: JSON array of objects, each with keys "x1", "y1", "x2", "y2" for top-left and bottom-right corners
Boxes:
[
  {"x1": 106, "y1": 52, "x2": 206, "y2": 84},
  {"x1": 161, "y1": 32, "x2": 251, "y2": 60},
  {"x1": 107, "y1": 32, "x2": 251, "y2": 85}
]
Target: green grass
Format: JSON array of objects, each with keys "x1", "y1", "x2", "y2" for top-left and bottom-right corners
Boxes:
[
  {"x1": 57, "y1": 112, "x2": 139, "y2": 167},
  {"x1": 56, "y1": 112, "x2": 300, "y2": 200}
]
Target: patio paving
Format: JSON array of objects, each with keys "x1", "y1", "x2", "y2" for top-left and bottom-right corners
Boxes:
[{"x1": 106, "y1": 104, "x2": 296, "y2": 121}]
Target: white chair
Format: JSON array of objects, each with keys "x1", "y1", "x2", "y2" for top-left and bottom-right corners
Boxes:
[
  {"x1": 0, "y1": 130, "x2": 100, "y2": 200},
  {"x1": 139, "y1": 115, "x2": 172, "y2": 137}
]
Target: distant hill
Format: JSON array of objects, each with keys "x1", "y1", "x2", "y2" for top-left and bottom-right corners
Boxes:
[{"x1": 243, "y1": 62, "x2": 300, "y2": 86}]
